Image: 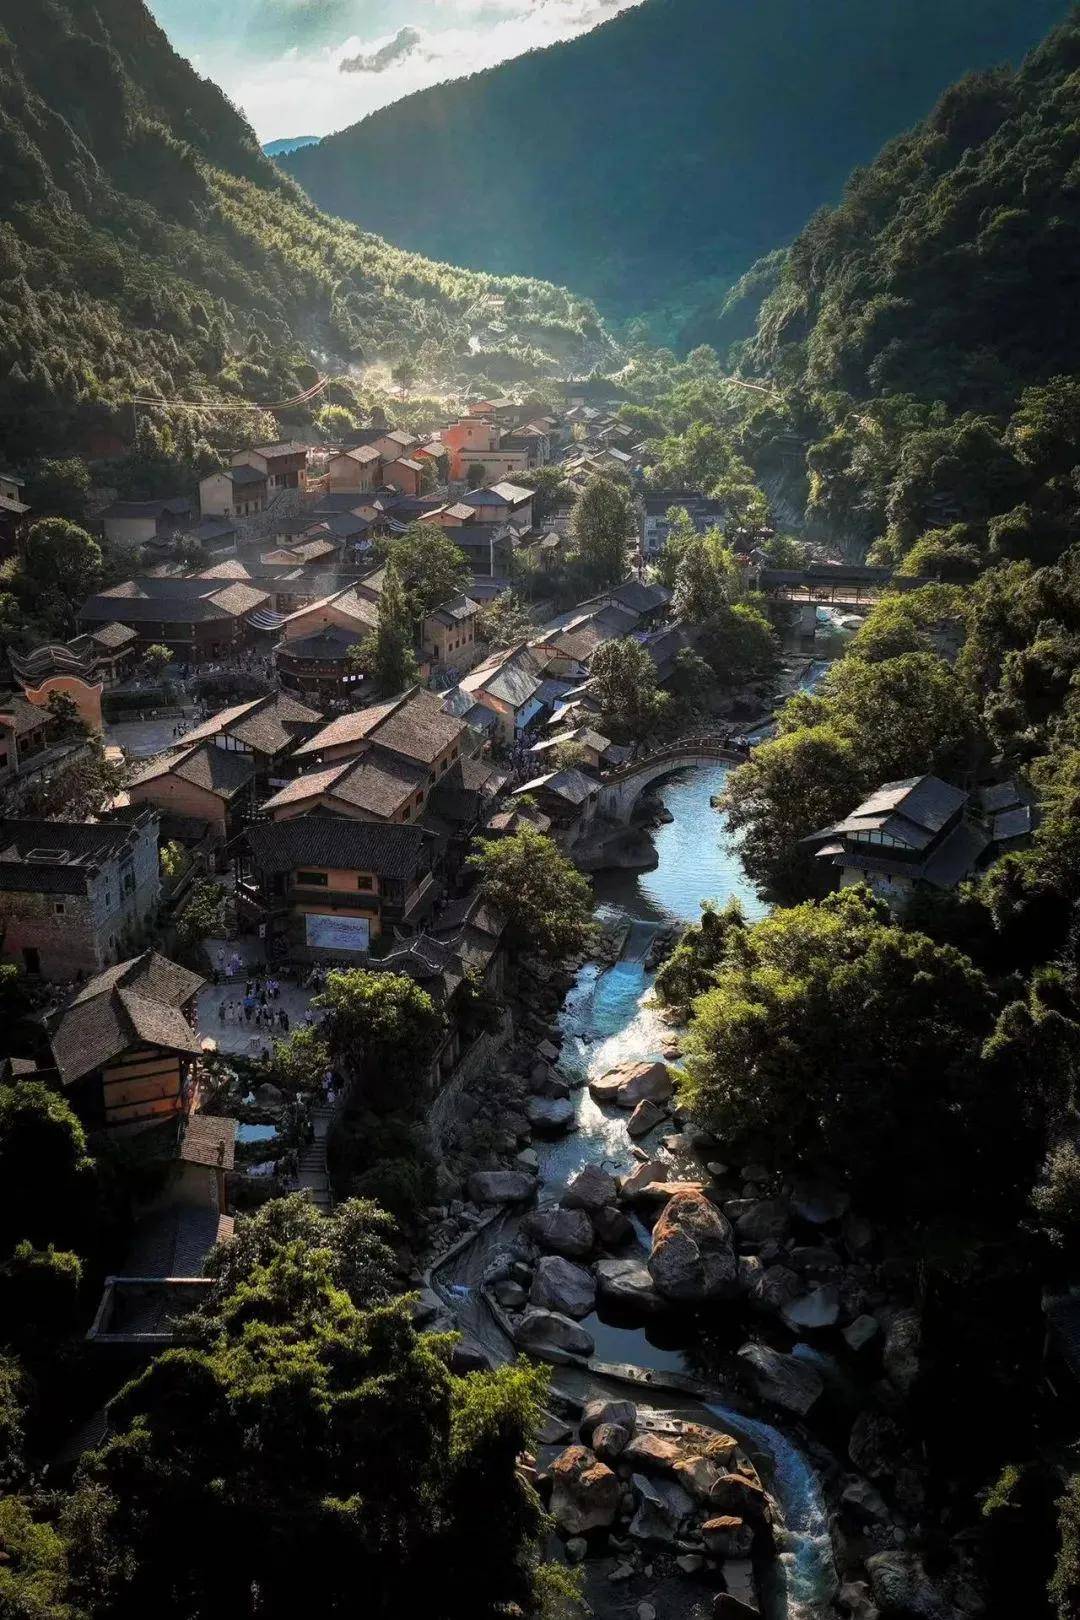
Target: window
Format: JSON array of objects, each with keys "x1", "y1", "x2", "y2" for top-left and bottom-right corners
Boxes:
[
  {"x1": 355, "y1": 872, "x2": 373, "y2": 890},
  {"x1": 53, "y1": 902, "x2": 65, "y2": 917},
  {"x1": 415, "y1": 790, "x2": 424, "y2": 806},
  {"x1": 295, "y1": 870, "x2": 328, "y2": 887},
  {"x1": 440, "y1": 758, "x2": 448, "y2": 774}
]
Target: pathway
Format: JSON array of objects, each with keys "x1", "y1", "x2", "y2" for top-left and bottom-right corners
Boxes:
[{"x1": 297, "y1": 1104, "x2": 335, "y2": 1213}]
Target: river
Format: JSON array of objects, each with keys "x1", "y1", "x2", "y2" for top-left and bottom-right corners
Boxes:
[{"x1": 437, "y1": 762, "x2": 837, "y2": 1618}]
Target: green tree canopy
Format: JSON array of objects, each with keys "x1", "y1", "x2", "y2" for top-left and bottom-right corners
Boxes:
[
  {"x1": 469, "y1": 824, "x2": 594, "y2": 961},
  {"x1": 384, "y1": 524, "x2": 470, "y2": 621},
  {"x1": 351, "y1": 565, "x2": 420, "y2": 697},
  {"x1": 317, "y1": 970, "x2": 446, "y2": 1111},
  {"x1": 22, "y1": 519, "x2": 103, "y2": 634},
  {"x1": 588, "y1": 636, "x2": 670, "y2": 744},
  {"x1": 570, "y1": 475, "x2": 637, "y2": 587}
]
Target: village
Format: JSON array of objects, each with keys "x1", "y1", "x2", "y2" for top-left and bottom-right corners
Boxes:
[{"x1": 0, "y1": 384, "x2": 1040, "y2": 1620}]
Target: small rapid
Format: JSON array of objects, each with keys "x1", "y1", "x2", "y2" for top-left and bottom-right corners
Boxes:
[{"x1": 435, "y1": 761, "x2": 838, "y2": 1617}]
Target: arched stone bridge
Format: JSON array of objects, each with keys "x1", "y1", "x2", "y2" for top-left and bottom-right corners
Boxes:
[{"x1": 598, "y1": 735, "x2": 746, "y2": 822}]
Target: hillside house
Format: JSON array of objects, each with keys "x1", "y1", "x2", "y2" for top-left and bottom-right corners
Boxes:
[
  {"x1": 79, "y1": 577, "x2": 271, "y2": 661},
  {"x1": 327, "y1": 444, "x2": 384, "y2": 494},
  {"x1": 199, "y1": 464, "x2": 268, "y2": 519},
  {"x1": 513, "y1": 767, "x2": 601, "y2": 835},
  {"x1": 100, "y1": 498, "x2": 193, "y2": 554},
  {"x1": 457, "y1": 643, "x2": 548, "y2": 743},
  {"x1": 0, "y1": 811, "x2": 160, "y2": 979},
  {"x1": 382, "y1": 457, "x2": 425, "y2": 497},
  {"x1": 126, "y1": 742, "x2": 255, "y2": 844},
  {"x1": 236, "y1": 441, "x2": 309, "y2": 491},
  {"x1": 0, "y1": 695, "x2": 60, "y2": 783},
  {"x1": 45, "y1": 951, "x2": 205, "y2": 1133},
  {"x1": 422, "y1": 595, "x2": 480, "y2": 671},
  {"x1": 234, "y1": 817, "x2": 437, "y2": 958},
  {"x1": 804, "y1": 775, "x2": 998, "y2": 908},
  {"x1": 174, "y1": 692, "x2": 322, "y2": 788}
]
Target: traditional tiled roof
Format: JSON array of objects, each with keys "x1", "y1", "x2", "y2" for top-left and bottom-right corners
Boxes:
[
  {"x1": 428, "y1": 594, "x2": 479, "y2": 628},
  {"x1": 50, "y1": 951, "x2": 204, "y2": 1085},
  {"x1": 276, "y1": 627, "x2": 362, "y2": 662},
  {"x1": 242, "y1": 817, "x2": 432, "y2": 878},
  {"x1": 88, "y1": 621, "x2": 139, "y2": 650},
  {"x1": 0, "y1": 817, "x2": 153, "y2": 895},
  {"x1": 128, "y1": 741, "x2": 255, "y2": 801},
  {"x1": 180, "y1": 693, "x2": 321, "y2": 759},
  {"x1": 332, "y1": 753, "x2": 429, "y2": 818},
  {"x1": 294, "y1": 687, "x2": 465, "y2": 767},
  {"x1": 80, "y1": 577, "x2": 270, "y2": 626},
  {"x1": 261, "y1": 761, "x2": 350, "y2": 812},
  {"x1": 178, "y1": 1112, "x2": 236, "y2": 1170}
]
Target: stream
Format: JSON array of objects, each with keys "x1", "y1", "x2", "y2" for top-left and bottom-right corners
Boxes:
[{"x1": 436, "y1": 761, "x2": 838, "y2": 1619}]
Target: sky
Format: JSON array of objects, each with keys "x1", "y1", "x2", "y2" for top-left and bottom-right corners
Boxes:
[{"x1": 147, "y1": 0, "x2": 643, "y2": 143}]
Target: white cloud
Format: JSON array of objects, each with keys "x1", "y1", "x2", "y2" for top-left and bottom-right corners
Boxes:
[{"x1": 219, "y1": 0, "x2": 643, "y2": 140}]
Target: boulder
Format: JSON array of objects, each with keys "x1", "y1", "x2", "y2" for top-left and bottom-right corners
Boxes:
[
  {"x1": 595, "y1": 1257, "x2": 666, "y2": 1315},
  {"x1": 619, "y1": 1159, "x2": 669, "y2": 1200},
  {"x1": 592, "y1": 1421, "x2": 632, "y2": 1462},
  {"x1": 884, "y1": 1308, "x2": 922, "y2": 1396},
  {"x1": 525, "y1": 1205, "x2": 594, "y2": 1258},
  {"x1": 648, "y1": 1190, "x2": 740, "y2": 1302},
  {"x1": 843, "y1": 1313, "x2": 880, "y2": 1353},
  {"x1": 623, "y1": 1432, "x2": 686, "y2": 1472},
  {"x1": 628, "y1": 1472, "x2": 695, "y2": 1544},
  {"x1": 734, "y1": 1199, "x2": 791, "y2": 1247},
  {"x1": 549, "y1": 1445, "x2": 620, "y2": 1535},
  {"x1": 750, "y1": 1264, "x2": 804, "y2": 1315},
  {"x1": 737, "y1": 1343, "x2": 823, "y2": 1416},
  {"x1": 841, "y1": 1478, "x2": 890, "y2": 1523},
  {"x1": 450, "y1": 1340, "x2": 493, "y2": 1373},
  {"x1": 527, "y1": 1096, "x2": 575, "y2": 1133},
  {"x1": 537, "y1": 1038, "x2": 560, "y2": 1062},
  {"x1": 866, "y1": 1552, "x2": 949, "y2": 1619},
  {"x1": 702, "y1": 1516, "x2": 755, "y2": 1560},
  {"x1": 467, "y1": 1170, "x2": 536, "y2": 1206},
  {"x1": 789, "y1": 1244, "x2": 843, "y2": 1277},
  {"x1": 710, "y1": 1472, "x2": 770, "y2": 1522},
  {"x1": 716, "y1": 1567, "x2": 760, "y2": 1617},
  {"x1": 790, "y1": 1177, "x2": 851, "y2": 1225},
  {"x1": 580, "y1": 1398, "x2": 638, "y2": 1443},
  {"x1": 848, "y1": 1408, "x2": 905, "y2": 1480},
  {"x1": 515, "y1": 1309, "x2": 594, "y2": 1359},
  {"x1": 843, "y1": 1212, "x2": 875, "y2": 1257},
  {"x1": 537, "y1": 1413, "x2": 573, "y2": 1445},
  {"x1": 254, "y1": 1082, "x2": 283, "y2": 1107},
  {"x1": 673, "y1": 1454, "x2": 726, "y2": 1502},
  {"x1": 780, "y1": 1283, "x2": 841, "y2": 1332},
  {"x1": 561, "y1": 1163, "x2": 618, "y2": 1212},
  {"x1": 530, "y1": 1068, "x2": 571, "y2": 1100},
  {"x1": 589, "y1": 1060, "x2": 673, "y2": 1109},
  {"x1": 493, "y1": 1279, "x2": 527, "y2": 1309},
  {"x1": 530, "y1": 1256, "x2": 597, "y2": 1319},
  {"x1": 592, "y1": 1205, "x2": 634, "y2": 1247},
  {"x1": 627, "y1": 1098, "x2": 667, "y2": 1138},
  {"x1": 515, "y1": 1147, "x2": 540, "y2": 1173}
]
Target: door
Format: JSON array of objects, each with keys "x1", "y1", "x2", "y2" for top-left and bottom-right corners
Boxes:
[{"x1": 22, "y1": 947, "x2": 40, "y2": 974}]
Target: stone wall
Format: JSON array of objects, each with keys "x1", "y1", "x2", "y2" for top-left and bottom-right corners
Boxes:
[{"x1": 427, "y1": 1010, "x2": 513, "y2": 1155}]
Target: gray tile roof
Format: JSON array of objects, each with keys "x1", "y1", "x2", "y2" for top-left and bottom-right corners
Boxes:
[{"x1": 242, "y1": 816, "x2": 432, "y2": 879}]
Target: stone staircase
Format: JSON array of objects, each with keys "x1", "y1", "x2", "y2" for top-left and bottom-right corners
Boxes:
[{"x1": 296, "y1": 1103, "x2": 334, "y2": 1213}]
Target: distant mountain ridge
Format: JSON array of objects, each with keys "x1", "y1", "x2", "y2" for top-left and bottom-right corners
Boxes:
[
  {"x1": 281, "y1": 0, "x2": 1067, "y2": 327},
  {"x1": 263, "y1": 136, "x2": 320, "y2": 158}
]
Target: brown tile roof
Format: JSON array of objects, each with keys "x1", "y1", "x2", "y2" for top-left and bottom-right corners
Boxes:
[
  {"x1": 332, "y1": 753, "x2": 428, "y2": 818},
  {"x1": 181, "y1": 693, "x2": 321, "y2": 759},
  {"x1": 261, "y1": 761, "x2": 351, "y2": 813},
  {"x1": 128, "y1": 741, "x2": 255, "y2": 801},
  {"x1": 294, "y1": 687, "x2": 464, "y2": 767},
  {"x1": 179, "y1": 1112, "x2": 237, "y2": 1171},
  {"x1": 242, "y1": 816, "x2": 432, "y2": 879},
  {"x1": 50, "y1": 951, "x2": 204, "y2": 1085}
]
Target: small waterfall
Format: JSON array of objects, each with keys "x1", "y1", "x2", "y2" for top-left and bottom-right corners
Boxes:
[{"x1": 620, "y1": 918, "x2": 659, "y2": 961}]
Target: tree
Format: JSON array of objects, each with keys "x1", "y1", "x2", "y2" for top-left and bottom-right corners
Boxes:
[
  {"x1": 202, "y1": 1193, "x2": 396, "y2": 1314},
  {"x1": 263, "y1": 1026, "x2": 331, "y2": 1099},
  {"x1": 0, "y1": 1081, "x2": 98, "y2": 1260},
  {"x1": 570, "y1": 476, "x2": 636, "y2": 587},
  {"x1": 475, "y1": 591, "x2": 533, "y2": 648},
  {"x1": 653, "y1": 899, "x2": 747, "y2": 1017},
  {"x1": 317, "y1": 970, "x2": 446, "y2": 1111},
  {"x1": 721, "y1": 724, "x2": 864, "y2": 900},
  {"x1": 391, "y1": 356, "x2": 417, "y2": 398},
  {"x1": 469, "y1": 824, "x2": 594, "y2": 960},
  {"x1": 140, "y1": 644, "x2": 172, "y2": 678},
  {"x1": 385, "y1": 524, "x2": 469, "y2": 621},
  {"x1": 698, "y1": 602, "x2": 776, "y2": 685},
  {"x1": 78, "y1": 1244, "x2": 550, "y2": 1620},
  {"x1": 681, "y1": 886, "x2": 997, "y2": 1211},
  {"x1": 517, "y1": 465, "x2": 570, "y2": 526},
  {"x1": 1052, "y1": 1475, "x2": 1080, "y2": 1620},
  {"x1": 25, "y1": 457, "x2": 91, "y2": 521},
  {"x1": 589, "y1": 637, "x2": 670, "y2": 744},
  {"x1": 352, "y1": 565, "x2": 420, "y2": 697},
  {"x1": 175, "y1": 880, "x2": 229, "y2": 952},
  {"x1": 673, "y1": 536, "x2": 729, "y2": 623},
  {"x1": 22, "y1": 520, "x2": 103, "y2": 635},
  {"x1": 45, "y1": 691, "x2": 84, "y2": 735},
  {"x1": 466, "y1": 463, "x2": 486, "y2": 489}
]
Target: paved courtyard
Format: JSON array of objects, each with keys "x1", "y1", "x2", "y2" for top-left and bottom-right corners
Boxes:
[
  {"x1": 105, "y1": 713, "x2": 200, "y2": 760},
  {"x1": 195, "y1": 936, "x2": 328, "y2": 1060}
]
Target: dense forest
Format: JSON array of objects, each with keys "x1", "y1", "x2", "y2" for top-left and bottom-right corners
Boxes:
[
  {"x1": 0, "y1": 0, "x2": 611, "y2": 469},
  {"x1": 280, "y1": 0, "x2": 1065, "y2": 334}
]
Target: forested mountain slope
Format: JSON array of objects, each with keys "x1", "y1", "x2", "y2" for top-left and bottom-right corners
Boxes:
[
  {"x1": 719, "y1": 9, "x2": 1080, "y2": 557},
  {"x1": 281, "y1": 0, "x2": 1064, "y2": 326},
  {"x1": 0, "y1": 0, "x2": 609, "y2": 467}
]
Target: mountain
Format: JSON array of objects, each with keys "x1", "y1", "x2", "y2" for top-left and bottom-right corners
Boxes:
[
  {"x1": 0, "y1": 0, "x2": 610, "y2": 470},
  {"x1": 279, "y1": 0, "x2": 1066, "y2": 331},
  {"x1": 262, "y1": 137, "x2": 319, "y2": 158}
]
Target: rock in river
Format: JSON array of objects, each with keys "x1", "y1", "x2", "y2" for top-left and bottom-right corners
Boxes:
[
  {"x1": 466, "y1": 1170, "x2": 536, "y2": 1206},
  {"x1": 648, "y1": 1189, "x2": 740, "y2": 1302},
  {"x1": 866, "y1": 1551, "x2": 950, "y2": 1619},
  {"x1": 515, "y1": 1309, "x2": 595, "y2": 1360},
  {"x1": 737, "y1": 1342, "x2": 823, "y2": 1416},
  {"x1": 780, "y1": 1283, "x2": 841, "y2": 1333},
  {"x1": 525, "y1": 1204, "x2": 594, "y2": 1258},
  {"x1": 589, "y1": 1060, "x2": 673, "y2": 1109},
  {"x1": 561, "y1": 1163, "x2": 618, "y2": 1211},
  {"x1": 580, "y1": 1397, "x2": 638, "y2": 1442},
  {"x1": 549, "y1": 1445, "x2": 619, "y2": 1534},
  {"x1": 529, "y1": 1255, "x2": 597, "y2": 1319},
  {"x1": 595, "y1": 1257, "x2": 666, "y2": 1315},
  {"x1": 527, "y1": 1096, "x2": 575, "y2": 1133},
  {"x1": 627, "y1": 1097, "x2": 667, "y2": 1138}
]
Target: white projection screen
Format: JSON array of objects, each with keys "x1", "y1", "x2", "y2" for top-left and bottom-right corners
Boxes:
[{"x1": 304, "y1": 913, "x2": 371, "y2": 953}]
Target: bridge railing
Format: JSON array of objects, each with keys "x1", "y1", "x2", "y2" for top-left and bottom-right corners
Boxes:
[{"x1": 599, "y1": 733, "x2": 745, "y2": 785}]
